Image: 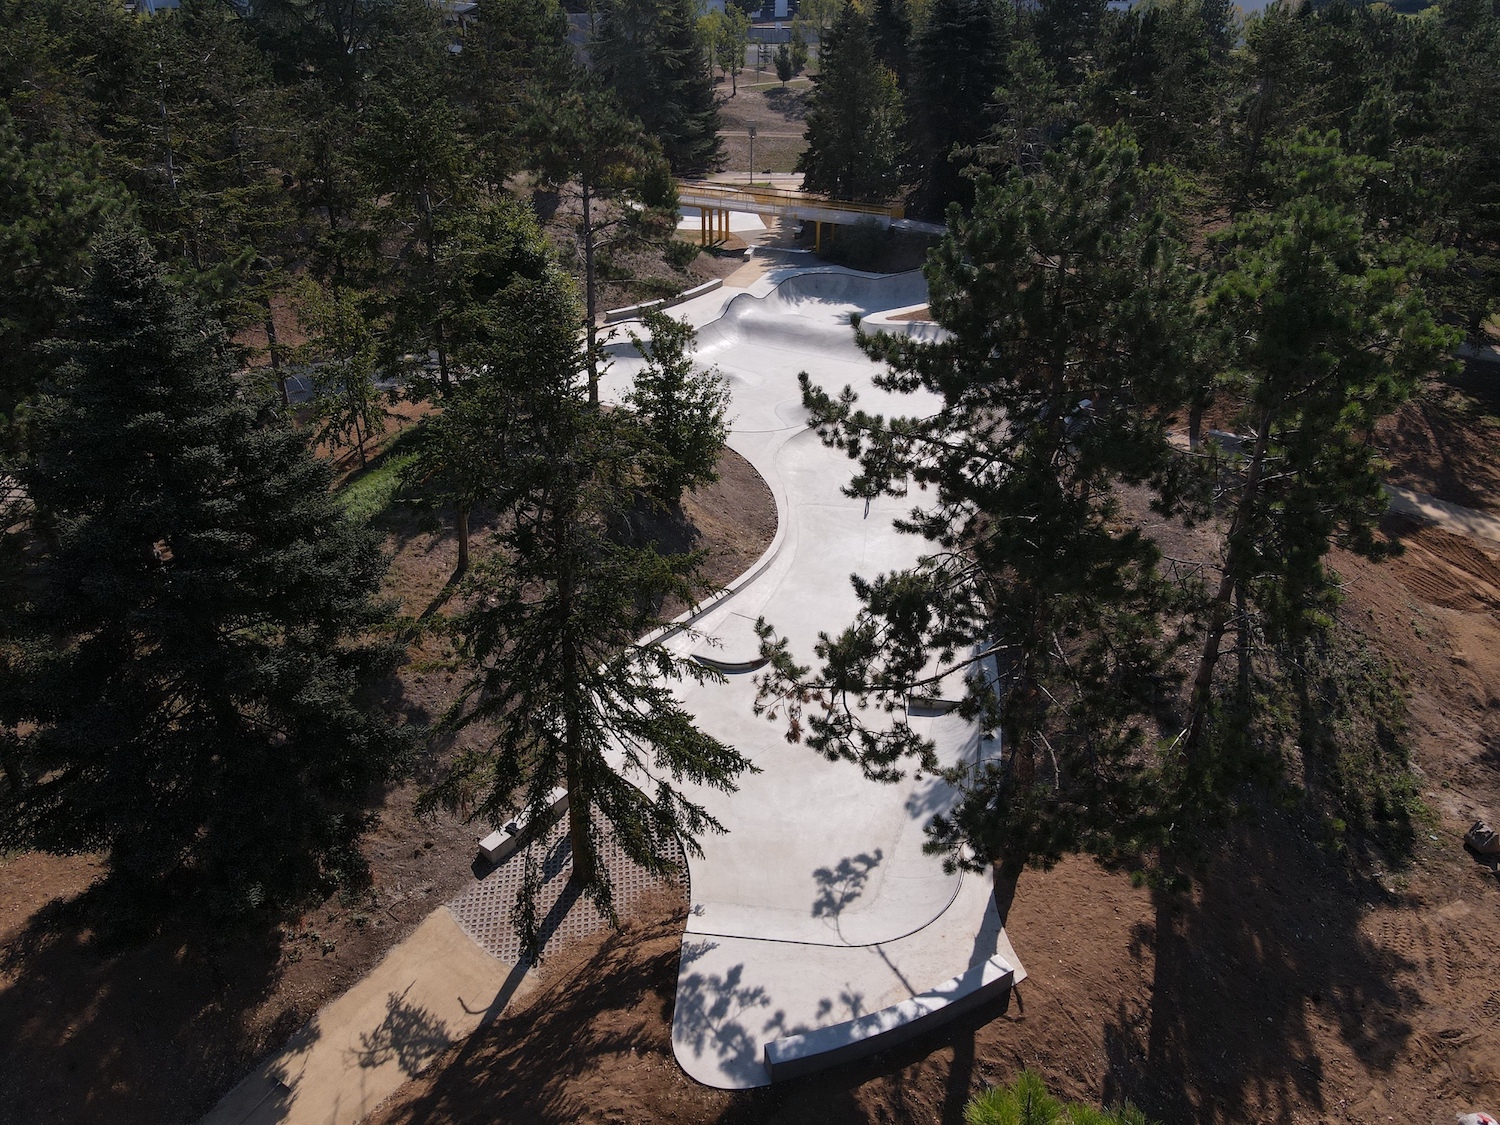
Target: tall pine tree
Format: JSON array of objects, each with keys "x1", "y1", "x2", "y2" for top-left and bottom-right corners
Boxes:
[
  {"x1": 2, "y1": 230, "x2": 412, "y2": 920},
  {"x1": 797, "y1": 2, "x2": 906, "y2": 203},
  {"x1": 594, "y1": 0, "x2": 723, "y2": 175},
  {"x1": 760, "y1": 126, "x2": 1199, "y2": 871},
  {"x1": 422, "y1": 266, "x2": 753, "y2": 959}
]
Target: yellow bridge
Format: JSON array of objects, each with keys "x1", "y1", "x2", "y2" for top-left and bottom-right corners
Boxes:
[{"x1": 678, "y1": 181, "x2": 941, "y2": 252}]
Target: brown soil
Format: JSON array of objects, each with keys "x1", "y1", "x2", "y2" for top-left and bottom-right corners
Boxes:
[
  {"x1": 1378, "y1": 360, "x2": 1500, "y2": 514},
  {"x1": 0, "y1": 447, "x2": 776, "y2": 1125}
]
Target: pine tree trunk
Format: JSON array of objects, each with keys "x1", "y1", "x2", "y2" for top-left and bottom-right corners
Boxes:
[
  {"x1": 556, "y1": 474, "x2": 597, "y2": 887},
  {"x1": 582, "y1": 178, "x2": 600, "y2": 406},
  {"x1": 455, "y1": 504, "x2": 470, "y2": 576},
  {"x1": 419, "y1": 191, "x2": 453, "y2": 393},
  {"x1": 1183, "y1": 409, "x2": 1275, "y2": 757},
  {"x1": 264, "y1": 297, "x2": 289, "y2": 408},
  {"x1": 349, "y1": 384, "x2": 367, "y2": 469}
]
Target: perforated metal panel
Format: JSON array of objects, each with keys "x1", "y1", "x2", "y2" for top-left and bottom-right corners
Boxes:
[{"x1": 447, "y1": 813, "x2": 687, "y2": 965}]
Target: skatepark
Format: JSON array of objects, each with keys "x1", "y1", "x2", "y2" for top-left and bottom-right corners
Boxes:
[{"x1": 597, "y1": 263, "x2": 1025, "y2": 1090}]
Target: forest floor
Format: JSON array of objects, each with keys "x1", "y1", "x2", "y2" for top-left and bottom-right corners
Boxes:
[
  {"x1": 359, "y1": 358, "x2": 1500, "y2": 1125},
  {"x1": 0, "y1": 441, "x2": 776, "y2": 1125}
]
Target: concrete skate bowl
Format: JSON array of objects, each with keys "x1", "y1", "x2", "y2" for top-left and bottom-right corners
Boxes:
[
  {"x1": 692, "y1": 269, "x2": 932, "y2": 361},
  {"x1": 623, "y1": 265, "x2": 1023, "y2": 1092}
]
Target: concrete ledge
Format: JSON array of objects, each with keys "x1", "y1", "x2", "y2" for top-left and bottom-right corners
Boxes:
[
  {"x1": 762, "y1": 955, "x2": 1016, "y2": 1082},
  {"x1": 604, "y1": 279, "x2": 724, "y2": 323},
  {"x1": 478, "y1": 787, "x2": 570, "y2": 864}
]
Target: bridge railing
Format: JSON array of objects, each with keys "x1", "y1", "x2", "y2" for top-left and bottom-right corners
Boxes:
[{"x1": 677, "y1": 181, "x2": 904, "y2": 222}]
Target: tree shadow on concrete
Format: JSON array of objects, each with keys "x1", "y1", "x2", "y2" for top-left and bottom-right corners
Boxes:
[
  {"x1": 1100, "y1": 810, "x2": 1419, "y2": 1124},
  {"x1": 352, "y1": 984, "x2": 455, "y2": 1077},
  {"x1": 374, "y1": 895, "x2": 694, "y2": 1124},
  {"x1": 811, "y1": 849, "x2": 884, "y2": 939}
]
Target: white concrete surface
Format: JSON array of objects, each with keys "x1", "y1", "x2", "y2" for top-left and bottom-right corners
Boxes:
[
  {"x1": 677, "y1": 207, "x2": 768, "y2": 234},
  {"x1": 597, "y1": 265, "x2": 1024, "y2": 1090},
  {"x1": 1385, "y1": 483, "x2": 1500, "y2": 545}
]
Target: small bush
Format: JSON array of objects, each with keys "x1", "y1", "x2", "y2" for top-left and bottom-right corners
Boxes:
[
  {"x1": 965, "y1": 1071, "x2": 1156, "y2": 1125},
  {"x1": 665, "y1": 238, "x2": 700, "y2": 271}
]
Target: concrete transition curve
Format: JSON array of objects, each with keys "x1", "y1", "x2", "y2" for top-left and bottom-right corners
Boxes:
[{"x1": 597, "y1": 262, "x2": 1026, "y2": 1091}]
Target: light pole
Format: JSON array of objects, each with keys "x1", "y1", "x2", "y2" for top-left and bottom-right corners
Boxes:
[{"x1": 748, "y1": 124, "x2": 756, "y2": 188}]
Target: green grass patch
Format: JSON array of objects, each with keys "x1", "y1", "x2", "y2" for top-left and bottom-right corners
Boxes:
[{"x1": 336, "y1": 426, "x2": 425, "y2": 524}]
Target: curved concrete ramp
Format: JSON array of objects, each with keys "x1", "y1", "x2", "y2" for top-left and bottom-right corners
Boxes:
[{"x1": 597, "y1": 263, "x2": 1024, "y2": 1090}]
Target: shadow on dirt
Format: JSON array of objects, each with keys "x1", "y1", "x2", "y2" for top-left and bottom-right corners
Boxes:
[
  {"x1": 0, "y1": 883, "x2": 292, "y2": 1125},
  {"x1": 1100, "y1": 812, "x2": 1417, "y2": 1125}
]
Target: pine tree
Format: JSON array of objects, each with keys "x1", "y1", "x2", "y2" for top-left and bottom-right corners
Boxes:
[
  {"x1": 776, "y1": 43, "x2": 795, "y2": 87},
  {"x1": 1091, "y1": 0, "x2": 1226, "y2": 171},
  {"x1": 909, "y1": 0, "x2": 1010, "y2": 212},
  {"x1": 1179, "y1": 133, "x2": 1457, "y2": 782},
  {"x1": 3, "y1": 229, "x2": 411, "y2": 919},
  {"x1": 797, "y1": 2, "x2": 906, "y2": 203},
  {"x1": 625, "y1": 311, "x2": 731, "y2": 507},
  {"x1": 528, "y1": 78, "x2": 679, "y2": 403},
  {"x1": 869, "y1": 0, "x2": 912, "y2": 87},
  {"x1": 360, "y1": 0, "x2": 472, "y2": 390},
  {"x1": 404, "y1": 195, "x2": 556, "y2": 576},
  {"x1": 461, "y1": 0, "x2": 575, "y2": 190},
  {"x1": 421, "y1": 267, "x2": 753, "y2": 959},
  {"x1": 594, "y1": 0, "x2": 723, "y2": 174},
  {"x1": 1031, "y1": 0, "x2": 1107, "y2": 88},
  {"x1": 759, "y1": 126, "x2": 1198, "y2": 871},
  {"x1": 0, "y1": 107, "x2": 126, "y2": 455}
]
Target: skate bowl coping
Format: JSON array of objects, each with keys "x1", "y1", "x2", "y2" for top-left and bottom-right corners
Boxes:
[{"x1": 762, "y1": 955, "x2": 1019, "y2": 1082}]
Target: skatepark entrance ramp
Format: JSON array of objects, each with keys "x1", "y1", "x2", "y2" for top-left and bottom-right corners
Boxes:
[{"x1": 678, "y1": 181, "x2": 944, "y2": 248}]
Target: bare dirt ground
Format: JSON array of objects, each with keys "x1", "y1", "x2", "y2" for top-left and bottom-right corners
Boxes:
[
  {"x1": 0, "y1": 446, "x2": 776, "y2": 1125},
  {"x1": 1379, "y1": 359, "x2": 1500, "y2": 514},
  {"x1": 717, "y1": 80, "x2": 813, "y2": 176},
  {"x1": 362, "y1": 370, "x2": 1500, "y2": 1125}
]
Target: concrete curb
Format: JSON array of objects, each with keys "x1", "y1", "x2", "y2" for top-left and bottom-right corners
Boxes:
[{"x1": 603, "y1": 279, "x2": 724, "y2": 324}]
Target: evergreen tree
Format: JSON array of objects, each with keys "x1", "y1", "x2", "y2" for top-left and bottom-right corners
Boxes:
[
  {"x1": 528, "y1": 78, "x2": 679, "y2": 403},
  {"x1": 909, "y1": 0, "x2": 1010, "y2": 212},
  {"x1": 797, "y1": 2, "x2": 906, "y2": 203},
  {"x1": 594, "y1": 0, "x2": 723, "y2": 174},
  {"x1": 1179, "y1": 133, "x2": 1456, "y2": 781},
  {"x1": 360, "y1": 0, "x2": 472, "y2": 390},
  {"x1": 1091, "y1": 0, "x2": 1227, "y2": 171},
  {"x1": 625, "y1": 311, "x2": 731, "y2": 507},
  {"x1": 404, "y1": 196, "x2": 556, "y2": 575},
  {"x1": 0, "y1": 107, "x2": 126, "y2": 455},
  {"x1": 869, "y1": 0, "x2": 912, "y2": 87},
  {"x1": 972, "y1": 39, "x2": 1071, "y2": 178},
  {"x1": 759, "y1": 127, "x2": 1198, "y2": 870},
  {"x1": 776, "y1": 43, "x2": 795, "y2": 87},
  {"x1": 461, "y1": 0, "x2": 575, "y2": 190},
  {"x1": 422, "y1": 267, "x2": 753, "y2": 958},
  {"x1": 2, "y1": 230, "x2": 411, "y2": 918},
  {"x1": 1032, "y1": 0, "x2": 1108, "y2": 89}
]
